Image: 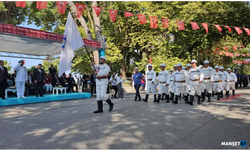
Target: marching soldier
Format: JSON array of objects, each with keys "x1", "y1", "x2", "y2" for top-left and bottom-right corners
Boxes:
[
  {"x1": 91, "y1": 56, "x2": 114, "y2": 113},
  {"x1": 187, "y1": 60, "x2": 204, "y2": 105},
  {"x1": 186, "y1": 64, "x2": 191, "y2": 72},
  {"x1": 169, "y1": 69, "x2": 175, "y2": 101},
  {"x1": 227, "y1": 68, "x2": 237, "y2": 96},
  {"x1": 201, "y1": 60, "x2": 213, "y2": 102},
  {"x1": 220, "y1": 67, "x2": 230, "y2": 97},
  {"x1": 173, "y1": 63, "x2": 188, "y2": 104},
  {"x1": 143, "y1": 64, "x2": 156, "y2": 103},
  {"x1": 211, "y1": 66, "x2": 225, "y2": 100},
  {"x1": 174, "y1": 65, "x2": 177, "y2": 72},
  {"x1": 157, "y1": 63, "x2": 170, "y2": 103},
  {"x1": 186, "y1": 64, "x2": 191, "y2": 95}
]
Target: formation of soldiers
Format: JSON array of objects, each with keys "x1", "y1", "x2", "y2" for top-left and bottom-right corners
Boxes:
[{"x1": 143, "y1": 59, "x2": 238, "y2": 105}]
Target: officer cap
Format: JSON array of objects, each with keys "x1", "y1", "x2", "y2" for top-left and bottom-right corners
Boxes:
[
  {"x1": 190, "y1": 59, "x2": 197, "y2": 64},
  {"x1": 100, "y1": 56, "x2": 106, "y2": 60},
  {"x1": 148, "y1": 64, "x2": 153, "y2": 67},
  {"x1": 170, "y1": 69, "x2": 173, "y2": 72},
  {"x1": 220, "y1": 66, "x2": 224, "y2": 70},
  {"x1": 182, "y1": 66, "x2": 186, "y2": 69},
  {"x1": 160, "y1": 63, "x2": 166, "y2": 67},
  {"x1": 215, "y1": 66, "x2": 219, "y2": 69},
  {"x1": 186, "y1": 64, "x2": 191, "y2": 67},
  {"x1": 177, "y1": 63, "x2": 182, "y2": 67},
  {"x1": 199, "y1": 65, "x2": 203, "y2": 68},
  {"x1": 204, "y1": 60, "x2": 209, "y2": 64},
  {"x1": 227, "y1": 68, "x2": 231, "y2": 71},
  {"x1": 174, "y1": 65, "x2": 177, "y2": 68}
]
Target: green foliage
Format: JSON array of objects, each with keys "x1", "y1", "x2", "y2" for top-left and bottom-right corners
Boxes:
[
  {"x1": 27, "y1": 66, "x2": 36, "y2": 73},
  {"x1": 4, "y1": 60, "x2": 12, "y2": 71},
  {"x1": 42, "y1": 59, "x2": 60, "y2": 73}
]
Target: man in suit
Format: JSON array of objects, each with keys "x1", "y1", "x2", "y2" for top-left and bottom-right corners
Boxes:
[
  {"x1": 0, "y1": 60, "x2": 8, "y2": 100},
  {"x1": 67, "y1": 73, "x2": 78, "y2": 92},
  {"x1": 33, "y1": 64, "x2": 45, "y2": 97},
  {"x1": 49, "y1": 64, "x2": 57, "y2": 76},
  {"x1": 60, "y1": 73, "x2": 67, "y2": 87},
  {"x1": 82, "y1": 72, "x2": 89, "y2": 91},
  {"x1": 52, "y1": 72, "x2": 61, "y2": 87},
  {"x1": 90, "y1": 71, "x2": 96, "y2": 96}
]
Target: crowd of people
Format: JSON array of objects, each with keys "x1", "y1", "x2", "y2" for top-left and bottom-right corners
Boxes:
[{"x1": 131, "y1": 59, "x2": 248, "y2": 105}]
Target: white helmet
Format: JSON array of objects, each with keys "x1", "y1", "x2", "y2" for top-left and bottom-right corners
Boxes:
[
  {"x1": 176, "y1": 63, "x2": 182, "y2": 67},
  {"x1": 215, "y1": 66, "x2": 219, "y2": 69},
  {"x1": 190, "y1": 59, "x2": 197, "y2": 64},
  {"x1": 100, "y1": 56, "x2": 106, "y2": 60},
  {"x1": 203, "y1": 60, "x2": 209, "y2": 64},
  {"x1": 160, "y1": 63, "x2": 166, "y2": 67}
]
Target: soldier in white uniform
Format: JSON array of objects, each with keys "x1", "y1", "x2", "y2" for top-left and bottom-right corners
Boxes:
[
  {"x1": 13, "y1": 60, "x2": 28, "y2": 98},
  {"x1": 220, "y1": 67, "x2": 230, "y2": 97},
  {"x1": 187, "y1": 60, "x2": 204, "y2": 105},
  {"x1": 227, "y1": 68, "x2": 237, "y2": 96},
  {"x1": 143, "y1": 64, "x2": 156, "y2": 103},
  {"x1": 211, "y1": 66, "x2": 225, "y2": 100},
  {"x1": 169, "y1": 69, "x2": 175, "y2": 101},
  {"x1": 173, "y1": 63, "x2": 188, "y2": 104},
  {"x1": 157, "y1": 63, "x2": 170, "y2": 103},
  {"x1": 186, "y1": 64, "x2": 191, "y2": 95},
  {"x1": 201, "y1": 60, "x2": 213, "y2": 102},
  {"x1": 91, "y1": 56, "x2": 114, "y2": 113}
]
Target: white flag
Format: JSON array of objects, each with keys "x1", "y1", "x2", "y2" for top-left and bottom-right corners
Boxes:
[{"x1": 59, "y1": 12, "x2": 84, "y2": 77}]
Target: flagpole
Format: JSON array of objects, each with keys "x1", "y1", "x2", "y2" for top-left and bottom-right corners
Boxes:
[{"x1": 83, "y1": 45, "x2": 97, "y2": 72}]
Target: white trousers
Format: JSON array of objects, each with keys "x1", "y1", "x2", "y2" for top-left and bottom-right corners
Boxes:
[
  {"x1": 16, "y1": 81, "x2": 25, "y2": 98},
  {"x1": 174, "y1": 83, "x2": 187, "y2": 96},
  {"x1": 189, "y1": 81, "x2": 201, "y2": 96},
  {"x1": 146, "y1": 81, "x2": 156, "y2": 94},
  {"x1": 213, "y1": 82, "x2": 222, "y2": 93},
  {"x1": 158, "y1": 83, "x2": 169, "y2": 95},
  {"x1": 228, "y1": 82, "x2": 236, "y2": 90},
  {"x1": 202, "y1": 82, "x2": 213, "y2": 93},
  {"x1": 44, "y1": 84, "x2": 53, "y2": 91},
  {"x1": 170, "y1": 82, "x2": 175, "y2": 93},
  {"x1": 96, "y1": 84, "x2": 108, "y2": 101}
]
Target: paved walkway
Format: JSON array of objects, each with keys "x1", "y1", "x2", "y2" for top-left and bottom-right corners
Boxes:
[{"x1": 0, "y1": 87, "x2": 249, "y2": 149}]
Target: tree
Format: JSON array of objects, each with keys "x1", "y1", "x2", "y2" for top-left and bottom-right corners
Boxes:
[
  {"x1": 4, "y1": 60, "x2": 12, "y2": 71},
  {"x1": 42, "y1": 59, "x2": 60, "y2": 73},
  {"x1": 27, "y1": 66, "x2": 36, "y2": 73}
]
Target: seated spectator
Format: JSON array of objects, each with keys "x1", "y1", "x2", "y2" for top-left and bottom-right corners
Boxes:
[
  {"x1": 26, "y1": 71, "x2": 35, "y2": 95},
  {"x1": 44, "y1": 73, "x2": 53, "y2": 94},
  {"x1": 67, "y1": 73, "x2": 78, "y2": 92},
  {"x1": 60, "y1": 73, "x2": 67, "y2": 87},
  {"x1": 52, "y1": 72, "x2": 61, "y2": 87}
]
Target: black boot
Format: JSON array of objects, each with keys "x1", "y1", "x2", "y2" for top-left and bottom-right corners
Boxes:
[
  {"x1": 226, "y1": 91, "x2": 229, "y2": 97},
  {"x1": 197, "y1": 96, "x2": 201, "y2": 104},
  {"x1": 161, "y1": 93, "x2": 165, "y2": 101},
  {"x1": 143, "y1": 94, "x2": 149, "y2": 103},
  {"x1": 157, "y1": 94, "x2": 161, "y2": 103},
  {"x1": 93, "y1": 100, "x2": 103, "y2": 113},
  {"x1": 232, "y1": 90, "x2": 235, "y2": 96},
  {"x1": 201, "y1": 92, "x2": 205, "y2": 102},
  {"x1": 207, "y1": 93, "x2": 211, "y2": 102},
  {"x1": 188, "y1": 95, "x2": 194, "y2": 105},
  {"x1": 106, "y1": 99, "x2": 114, "y2": 111},
  {"x1": 217, "y1": 92, "x2": 220, "y2": 100},
  {"x1": 173, "y1": 95, "x2": 178, "y2": 104},
  {"x1": 212, "y1": 91, "x2": 214, "y2": 97},
  {"x1": 166, "y1": 95, "x2": 170, "y2": 103},
  {"x1": 170, "y1": 92, "x2": 174, "y2": 101},
  {"x1": 221, "y1": 91, "x2": 223, "y2": 98},
  {"x1": 184, "y1": 95, "x2": 189, "y2": 103},
  {"x1": 154, "y1": 95, "x2": 157, "y2": 103}
]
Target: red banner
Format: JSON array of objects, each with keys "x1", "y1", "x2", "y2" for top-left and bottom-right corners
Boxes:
[
  {"x1": 242, "y1": 54, "x2": 246, "y2": 56},
  {"x1": 124, "y1": 12, "x2": 133, "y2": 17},
  {"x1": 214, "y1": 25, "x2": 222, "y2": 32},
  {"x1": 224, "y1": 26, "x2": 231, "y2": 32},
  {"x1": 219, "y1": 52, "x2": 223, "y2": 55},
  {"x1": 243, "y1": 28, "x2": 250, "y2": 35},
  {"x1": 75, "y1": 3, "x2": 85, "y2": 18},
  {"x1": 137, "y1": 14, "x2": 147, "y2": 25},
  {"x1": 224, "y1": 47, "x2": 228, "y2": 51},
  {"x1": 201, "y1": 23, "x2": 208, "y2": 33},
  {"x1": 162, "y1": 18, "x2": 169, "y2": 28},
  {"x1": 191, "y1": 22, "x2": 199, "y2": 30},
  {"x1": 150, "y1": 16, "x2": 157, "y2": 28},
  {"x1": 56, "y1": 1, "x2": 67, "y2": 15},
  {"x1": 233, "y1": 46, "x2": 237, "y2": 51},
  {"x1": 234, "y1": 27, "x2": 243, "y2": 35},
  {"x1": 37, "y1": 1, "x2": 47, "y2": 10},
  {"x1": 93, "y1": 6, "x2": 101, "y2": 17},
  {"x1": 216, "y1": 48, "x2": 219, "y2": 51},
  {"x1": 109, "y1": 9, "x2": 117, "y2": 22},
  {"x1": 177, "y1": 20, "x2": 185, "y2": 30},
  {"x1": 16, "y1": 1, "x2": 26, "y2": 8}
]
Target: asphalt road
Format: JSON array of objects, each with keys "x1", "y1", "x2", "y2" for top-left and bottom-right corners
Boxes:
[{"x1": 0, "y1": 87, "x2": 250, "y2": 149}]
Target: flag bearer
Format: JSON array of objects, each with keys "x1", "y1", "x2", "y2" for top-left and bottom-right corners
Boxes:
[
  {"x1": 227, "y1": 68, "x2": 237, "y2": 96},
  {"x1": 201, "y1": 60, "x2": 214, "y2": 102},
  {"x1": 173, "y1": 63, "x2": 188, "y2": 104},
  {"x1": 157, "y1": 63, "x2": 170, "y2": 103},
  {"x1": 187, "y1": 60, "x2": 204, "y2": 105},
  {"x1": 91, "y1": 56, "x2": 114, "y2": 113},
  {"x1": 143, "y1": 64, "x2": 156, "y2": 102},
  {"x1": 211, "y1": 66, "x2": 225, "y2": 100}
]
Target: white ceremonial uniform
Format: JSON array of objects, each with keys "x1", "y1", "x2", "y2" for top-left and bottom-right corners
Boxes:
[
  {"x1": 174, "y1": 70, "x2": 188, "y2": 96},
  {"x1": 169, "y1": 73, "x2": 175, "y2": 93},
  {"x1": 92, "y1": 63, "x2": 110, "y2": 101},
  {"x1": 222, "y1": 71, "x2": 230, "y2": 91},
  {"x1": 146, "y1": 70, "x2": 156, "y2": 94},
  {"x1": 211, "y1": 71, "x2": 225, "y2": 93},
  {"x1": 188, "y1": 67, "x2": 204, "y2": 96},
  {"x1": 227, "y1": 72, "x2": 237, "y2": 90},
  {"x1": 201, "y1": 67, "x2": 214, "y2": 94},
  {"x1": 186, "y1": 69, "x2": 191, "y2": 92},
  {"x1": 13, "y1": 64, "x2": 28, "y2": 98},
  {"x1": 157, "y1": 70, "x2": 170, "y2": 95}
]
